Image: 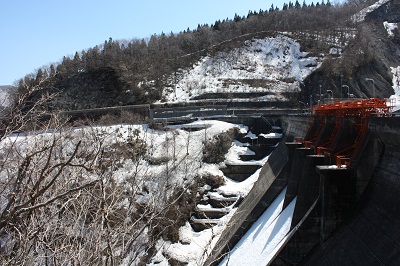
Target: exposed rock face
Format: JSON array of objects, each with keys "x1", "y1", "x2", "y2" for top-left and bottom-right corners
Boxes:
[{"x1": 302, "y1": 0, "x2": 400, "y2": 101}]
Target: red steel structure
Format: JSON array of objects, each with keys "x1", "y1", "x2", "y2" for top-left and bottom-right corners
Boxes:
[{"x1": 301, "y1": 98, "x2": 394, "y2": 168}]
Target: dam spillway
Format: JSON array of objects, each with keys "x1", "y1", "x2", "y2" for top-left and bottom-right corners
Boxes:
[{"x1": 205, "y1": 98, "x2": 400, "y2": 265}]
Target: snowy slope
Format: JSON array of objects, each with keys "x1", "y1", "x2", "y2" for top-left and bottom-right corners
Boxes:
[
  {"x1": 1, "y1": 120, "x2": 252, "y2": 265},
  {"x1": 146, "y1": 121, "x2": 280, "y2": 266},
  {"x1": 352, "y1": 0, "x2": 392, "y2": 23},
  {"x1": 160, "y1": 35, "x2": 322, "y2": 104},
  {"x1": 383, "y1": 21, "x2": 399, "y2": 37}
]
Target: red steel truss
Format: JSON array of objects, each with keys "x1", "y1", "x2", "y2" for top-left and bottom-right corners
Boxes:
[{"x1": 302, "y1": 98, "x2": 394, "y2": 168}]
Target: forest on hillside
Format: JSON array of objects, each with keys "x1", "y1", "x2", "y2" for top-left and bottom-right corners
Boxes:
[{"x1": 14, "y1": 0, "x2": 380, "y2": 112}]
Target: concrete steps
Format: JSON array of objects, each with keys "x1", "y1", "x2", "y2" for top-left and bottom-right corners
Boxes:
[
  {"x1": 190, "y1": 120, "x2": 282, "y2": 233},
  {"x1": 220, "y1": 164, "x2": 262, "y2": 182},
  {"x1": 190, "y1": 191, "x2": 241, "y2": 232},
  {"x1": 240, "y1": 145, "x2": 275, "y2": 161}
]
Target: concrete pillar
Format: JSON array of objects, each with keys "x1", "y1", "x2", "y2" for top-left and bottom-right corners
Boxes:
[
  {"x1": 291, "y1": 154, "x2": 325, "y2": 228},
  {"x1": 283, "y1": 146, "x2": 313, "y2": 209},
  {"x1": 317, "y1": 166, "x2": 355, "y2": 242}
]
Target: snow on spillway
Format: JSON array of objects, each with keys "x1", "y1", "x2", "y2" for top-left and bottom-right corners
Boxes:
[{"x1": 219, "y1": 187, "x2": 296, "y2": 266}]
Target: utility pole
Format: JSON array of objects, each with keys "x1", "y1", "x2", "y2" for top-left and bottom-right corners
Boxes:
[{"x1": 319, "y1": 85, "x2": 322, "y2": 104}]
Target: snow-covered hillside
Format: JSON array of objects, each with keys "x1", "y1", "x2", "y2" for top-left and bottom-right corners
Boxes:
[
  {"x1": 352, "y1": 0, "x2": 392, "y2": 23},
  {"x1": 1, "y1": 118, "x2": 277, "y2": 265},
  {"x1": 159, "y1": 35, "x2": 322, "y2": 104}
]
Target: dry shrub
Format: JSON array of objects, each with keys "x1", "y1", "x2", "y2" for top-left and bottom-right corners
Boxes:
[
  {"x1": 198, "y1": 173, "x2": 226, "y2": 189},
  {"x1": 149, "y1": 186, "x2": 196, "y2": 243},
  {"x1": 202, "y1": 128, "x2": 238, "y2": 164},
  {"x1": 147, "y1": 156, "x2": 170, "y2": 165},
  {"x1": 98, "y1": 114, "x2": 119, "y2": 125},
  {"x1": 121, "y1": 110, "x2": 144, "y2": 124}
]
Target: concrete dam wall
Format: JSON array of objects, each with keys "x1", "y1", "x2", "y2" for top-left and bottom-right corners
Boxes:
[
  {"x1": 298, "y1": 117, "x2": 400, "y2": 265},
  {"x1": 273, "y1": 115, "x2": 400, "y2": 265},
  {"x1": 204, "y1": 114, "x2": 400, "y2": 265}
]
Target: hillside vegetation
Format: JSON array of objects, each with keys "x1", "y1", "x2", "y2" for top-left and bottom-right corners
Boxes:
[
  {"x1": 12, "y1": 0, "x2": 400, "y2": 114},
  {"x1": 0, "y1": 1, "x2": 399, "y2": 265}
]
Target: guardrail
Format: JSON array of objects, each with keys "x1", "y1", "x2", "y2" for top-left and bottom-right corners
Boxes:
[{"x1": 149, "y1": 105, "x2": 228, "y2": 121}]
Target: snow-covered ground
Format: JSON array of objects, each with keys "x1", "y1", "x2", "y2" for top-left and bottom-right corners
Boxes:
[
  {"x1": 390, "y1": 66, "x2": 400, "y2": 112},
  {"x1": 219, "y1": 187, "x2": 296, "y2": 266},
  {"x1": 383, "y1": 21, "x2": 398, "y2": 37},
  {"x1": 2, "y1": 118, "x2": 282, "y2": 265},
  {"x1": 146, "y1": 120, "x2": 282, "y2": 265},
  {"x1": 157, "y1": 35, "x2": 322, "y2": 104},
  {"x1": 0, "y1": 120, "x2": 268, "y2": 265}
]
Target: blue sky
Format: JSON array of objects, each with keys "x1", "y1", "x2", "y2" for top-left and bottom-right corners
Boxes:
[{"x1": 0, "y1": 0, "x2": 332, "y2": 85}]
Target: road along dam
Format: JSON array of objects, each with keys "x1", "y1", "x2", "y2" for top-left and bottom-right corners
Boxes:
[{"x1": 204, "y1": 98, "x2": 400, "y2": 265}]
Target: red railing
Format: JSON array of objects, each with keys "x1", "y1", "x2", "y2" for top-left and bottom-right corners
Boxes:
[{"x1": 298, "y1": 98, "x2": 393, "y2": 168}]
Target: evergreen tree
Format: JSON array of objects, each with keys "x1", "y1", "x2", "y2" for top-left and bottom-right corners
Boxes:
[
  {"x1": 234, "y1": 13, "x2": 241, "y2": 22},
  {"x1": 295, "y1": 0, "x2": 301, "y2": 9},
  {"x1": 49, "y1": 64, "x2": 56, "y2": 76},
  {"x1": 269, "y1": 4, "x2": 275, "y2": 13}
]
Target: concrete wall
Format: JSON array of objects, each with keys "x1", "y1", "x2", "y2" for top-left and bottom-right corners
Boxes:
[
  {"x1": 272, "y1": 115, "x2": 386, "y2": 265},
  {"x1": 282, "y1": 115, "x2": 310, "y2": 142},
  {"x1": 297, "y1": 117, "x2": 400, "y2": 265},
  {"x1": 205, "y1": 115, "x2": 400, "y2": 265}
]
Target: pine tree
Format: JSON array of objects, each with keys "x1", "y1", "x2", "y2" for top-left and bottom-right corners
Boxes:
[
  {"x1": 234, "y1": 13, "x2": 241, "y2": 22},
  {"x1": 269, "y1": 4, "x2": 275, "y2": 13}
]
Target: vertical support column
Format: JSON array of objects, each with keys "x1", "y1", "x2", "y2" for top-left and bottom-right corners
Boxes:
[
  {"x1": 291, "y1": 154, "x2": 326, "y2": 228},
  {"x1": 283, "y1": 145, "x2": 313, "y2": 209},
  {"x1": 317, "y1": 167, "x2": 355, "y2": 242}
]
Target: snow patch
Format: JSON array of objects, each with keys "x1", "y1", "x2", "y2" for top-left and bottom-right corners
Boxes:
[
  {"x1": 390, "y1": 66, "x2": 400, "y2": 112},
  {"x1": 352, "y1": 0, "x2": 392, "y2": 23},
  {"x1": 383, "y1": 21, "x2": 398, "y2": 37},
  {"x1": 160, "y1": 35, "x2": 321, "y2": 104}
]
